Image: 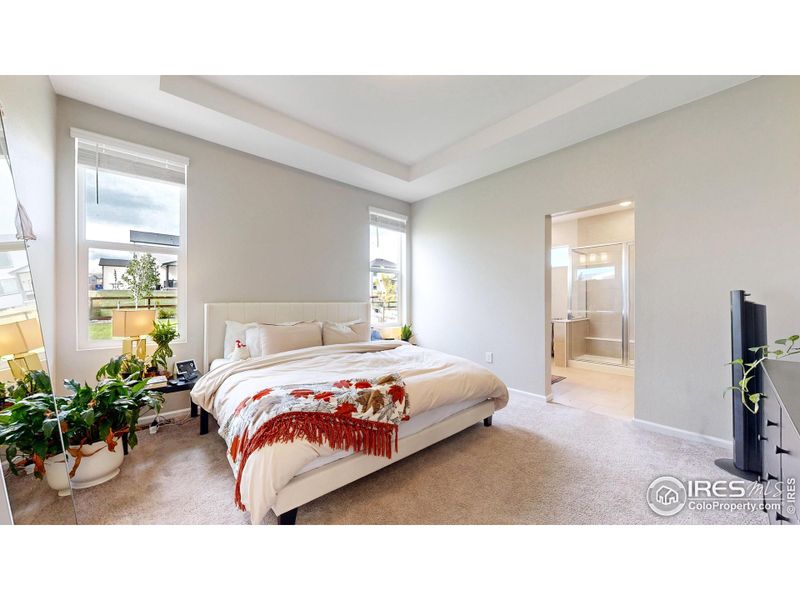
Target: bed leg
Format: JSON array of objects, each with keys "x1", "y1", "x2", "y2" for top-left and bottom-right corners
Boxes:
[
  {"x1": 278, "y1": 507, "x2": 298, "y2": 525},
  {"x1": 200, "y1": 408, "x2": 209, "y2": 435},
  {"x1": 483, "y1": 416, "x2": 493, "y2": 427}
]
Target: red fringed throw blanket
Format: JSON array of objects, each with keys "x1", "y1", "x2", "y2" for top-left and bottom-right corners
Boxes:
[{"x1": 220, "y1": 373, "x2": 410, "y2": 510}]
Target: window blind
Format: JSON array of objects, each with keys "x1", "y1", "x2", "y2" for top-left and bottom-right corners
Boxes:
[
  {"x1": 369, "y1": 212, "x2": 406, "y2": 233},
  {"x1": 77, "y1": 139, "x2": 186, "y2": 186}
]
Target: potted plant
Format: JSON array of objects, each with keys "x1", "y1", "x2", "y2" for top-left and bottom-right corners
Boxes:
[
  {"x1": 57, "y1": 357, "x2": 164, "y2": 490},
  {"x1": 0, "y1": 361, "x2": 165, "y2": 496},
  {"x1": 150, "y1": 320, "x2": 178, "y2": 375},
  {"x1": 0, "y1": 371, "x2": 70, "y2": 494},
  {"x1": 400, "y1": 324, "x2": 413, "y2": 343}
]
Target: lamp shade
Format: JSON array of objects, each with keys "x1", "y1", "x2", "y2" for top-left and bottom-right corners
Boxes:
[
  {"x1": 0, "y1": 318, "x2": 43, "y2": 356},
  {"x1": 112, "y1": 309, "x2": 156, "y2": 338},
  {"x1": 17, "y1": 318, "x2": 43, "y2": 350},
  {"x1": 0, "y1": 322, "x2": 28, "y2": 356}
]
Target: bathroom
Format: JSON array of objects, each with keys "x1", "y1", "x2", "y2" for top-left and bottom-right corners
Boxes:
[{"x1": 550, "y1": 202, "x2": 635, "y2": 419}]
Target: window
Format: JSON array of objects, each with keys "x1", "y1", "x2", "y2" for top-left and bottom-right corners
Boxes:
[
  {"x1": 369, "y1": 208, "x2": 407, "y2": 328},
  {"x1": 73, "y1": 129, "x2": 189, "y2": 349},
  {"x1": 551, "y1": 245, "x2": 569, "y2": 268}
]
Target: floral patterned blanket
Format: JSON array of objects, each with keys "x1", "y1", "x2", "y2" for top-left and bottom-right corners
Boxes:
[{"x1": 219, "y1": 373, "x2": 410, "y2": 510}]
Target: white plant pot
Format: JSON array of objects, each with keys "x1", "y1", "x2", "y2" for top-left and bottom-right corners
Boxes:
[
  {"x1": 45, "y1": 439, "x2": 125, "y2": 495},
  {"x1": 44, "y1": 453, "x2": 71, "y2": 497},
  {"x1": 67, "y1": 439, "x2": 125, "y2": 490}
]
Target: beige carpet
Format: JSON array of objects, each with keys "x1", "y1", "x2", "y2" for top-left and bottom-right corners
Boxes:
[{"x1": 7, "y1": 396, "x2": 766, "y2": 525}]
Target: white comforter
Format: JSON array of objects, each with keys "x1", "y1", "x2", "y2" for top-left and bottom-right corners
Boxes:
[{"x1": 191, "y1": 341, "x2": 508, "y2": 523}]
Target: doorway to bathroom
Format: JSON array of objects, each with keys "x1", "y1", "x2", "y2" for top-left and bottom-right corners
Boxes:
[{"x1": 548, "y1": 201, "x2": 635, "y2": 419}]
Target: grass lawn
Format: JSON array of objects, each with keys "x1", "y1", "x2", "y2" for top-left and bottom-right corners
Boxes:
[
  {"x1": 88, "y1": 318, "x2": 177, "y2": 342},
  {"x1": 89, "y1": 321, "x2": 112, "y2": 340}
]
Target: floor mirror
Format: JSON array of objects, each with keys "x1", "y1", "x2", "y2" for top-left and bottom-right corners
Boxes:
[{"x1": 0, "y1": 107, "x2": 77, "y2": 524}]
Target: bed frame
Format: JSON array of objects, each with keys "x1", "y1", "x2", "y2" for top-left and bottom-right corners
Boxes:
[{"x1": 197, "y1": 302, "x2": 495, "y2": 525}]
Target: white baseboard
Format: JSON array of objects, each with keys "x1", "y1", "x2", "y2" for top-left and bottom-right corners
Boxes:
[
  {"x1": 633, "y1": 418, "x2": 732, "y2": 449},
  {"x1": 508, "y1": 387, "x2": 552, "y2": 402},
  {"x1": 138, "y1": 407, "x2": 191, "y2": 426}
]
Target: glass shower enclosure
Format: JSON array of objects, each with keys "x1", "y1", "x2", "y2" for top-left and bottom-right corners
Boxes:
[{"x1": 568, "y1": 241, "x2": 635, "y2": 367}]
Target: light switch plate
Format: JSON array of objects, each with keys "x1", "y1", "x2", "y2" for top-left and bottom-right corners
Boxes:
[{"x1": 485, "y1": 352, "x2": 493, "y2": 364}]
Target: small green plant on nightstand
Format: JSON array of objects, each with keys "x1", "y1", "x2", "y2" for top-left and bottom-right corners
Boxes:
[
  {"x1": 400, "y1": 324, "x2": 413, "y2": 342},
  {"x1": 727, "y1": 334, "x2": 800, "y2": 414},
  {"x1": 150, "y1": 320, "x2": 178, "y2": 374}
]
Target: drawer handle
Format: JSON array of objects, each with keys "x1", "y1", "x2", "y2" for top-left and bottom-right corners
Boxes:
[
  {"x1": 776, "y1": 446, "x2": 790, "y2": 455},
  {"x1": 776, "y1": 512, "x2": 791, "y2": 522},
  {"x1": 767, "y1": 419, "x2": 779, "y2": 427},
  {"x1": 767, "y1": 472, "x2": 778, "y2": 481}
]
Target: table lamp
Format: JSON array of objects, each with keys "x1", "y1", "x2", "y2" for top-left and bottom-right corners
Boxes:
[
  {"x1": 112, "y1": 309, "x2": 156, "y2": 360},
  {"x1": 0, "y1": 318, "x2": 44, "y2": 379}
]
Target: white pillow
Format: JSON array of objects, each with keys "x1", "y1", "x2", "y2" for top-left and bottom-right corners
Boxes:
[
  {"x1": 246, "y1": 321, "x2": 305, "y2": 358},
  {"x1": 255, "y1": 322, "x2": 323, "y2": 356},
  {"x1": 245, "y1": 326, "x2": 262, "y2": 359},
  {"x1": 322, "y1": 320, "x2": 371, "y2": 345},
  {"x1": 223, "y1": 320, "x2": 257, "y2": 358}
]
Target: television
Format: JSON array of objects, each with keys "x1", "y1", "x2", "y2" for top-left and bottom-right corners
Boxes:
[{"x1": 725, "y1": 290, "x2": 767, "y2": 476}]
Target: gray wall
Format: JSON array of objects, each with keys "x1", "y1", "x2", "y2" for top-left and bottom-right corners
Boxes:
[
  {"x1": 55, "y1": 98, "x2": 409, "y2": 396},
  {"x1": 411, "y1": 76, "x2": 800, "y2": 441}
]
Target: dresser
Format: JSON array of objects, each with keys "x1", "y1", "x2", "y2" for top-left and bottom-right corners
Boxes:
[{"x1": 760, "y1": 360, "x2": 800, "y2": 524}]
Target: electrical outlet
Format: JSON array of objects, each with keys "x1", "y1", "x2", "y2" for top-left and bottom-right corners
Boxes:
[{"x1": 485, "y1": 352, "x2": 493, "y2": 364}]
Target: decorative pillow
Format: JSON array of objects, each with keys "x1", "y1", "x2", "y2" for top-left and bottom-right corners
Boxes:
[
  {"x1": 229, "y1": 340, "x2": 251, "y2": 361},
  {"x1": 255, "y1": 321, "x2": 323, "y2": 356},
  {"x1": 224, "y1": 320, "x2": 257, "y2": 358},
  {"x1": 322, "y1": 320, "x2": 371, "y2": 345}
]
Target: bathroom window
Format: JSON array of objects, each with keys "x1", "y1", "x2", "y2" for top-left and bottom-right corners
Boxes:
[{"x1": 551, "y1": 245, "x2": 570, "y2": 268}]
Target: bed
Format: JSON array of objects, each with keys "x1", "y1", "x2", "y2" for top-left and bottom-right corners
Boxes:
[{"x1": 191, "y1": 302, "x2": 508, "y2": 524}]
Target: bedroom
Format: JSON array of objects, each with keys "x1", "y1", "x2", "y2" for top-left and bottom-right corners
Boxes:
[{"x1": 2, "y1": 2, "x2": 799, "y2": 596}]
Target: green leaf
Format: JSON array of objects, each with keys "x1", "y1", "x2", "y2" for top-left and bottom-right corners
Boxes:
[
  {"x1": 80, "y1": 408, "x2": 96, "y2": 427},
  {"x1": 41, "y1": 418, "x2": 58, "y2": 439},
  {"x1": 790, "y1": 335, "x2": 800, "y2": 342}
]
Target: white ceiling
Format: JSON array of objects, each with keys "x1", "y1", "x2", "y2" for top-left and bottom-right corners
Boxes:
[
  {"x1": 199, "y1": 76, "x2": 586, "y2": 164},
  {"x1": 50, "y1": 75, "x2": 756, "y2": 202}
]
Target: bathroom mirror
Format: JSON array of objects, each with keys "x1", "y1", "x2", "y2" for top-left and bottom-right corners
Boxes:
[{"x1": 0, "y1": 107, "x2": 77, "y2": 524}]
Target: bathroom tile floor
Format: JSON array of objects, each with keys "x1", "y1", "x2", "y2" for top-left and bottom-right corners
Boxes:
[{"x1": 550, "y1": 362, "x2": 634, "y2": 420}]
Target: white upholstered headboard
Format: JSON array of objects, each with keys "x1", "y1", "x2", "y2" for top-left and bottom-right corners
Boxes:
[{"x1": 203, "y1": 302, "x2": 370, "y2": 372}]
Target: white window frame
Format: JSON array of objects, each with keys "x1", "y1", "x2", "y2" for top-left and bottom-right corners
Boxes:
[
  {"x1": 369, "y1": 207, "x2": 407, "y2": 329},
  {"x1": 72, "y1": 129, "x2": 189, "y2": 350}
]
